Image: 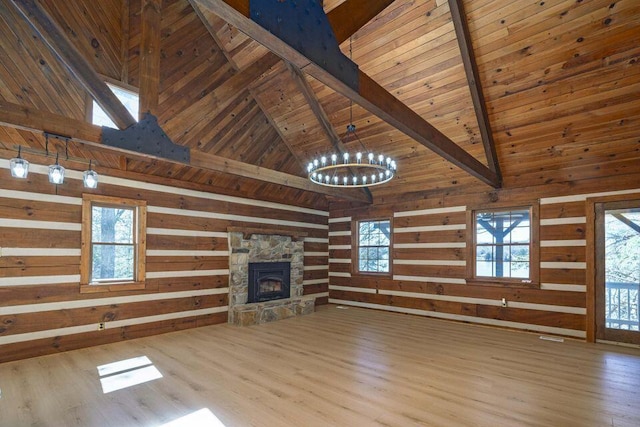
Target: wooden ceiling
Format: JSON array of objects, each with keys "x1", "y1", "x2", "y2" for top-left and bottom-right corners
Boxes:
[{"x1": 0, "y1": 0, "x2": 638, "y2": 206}]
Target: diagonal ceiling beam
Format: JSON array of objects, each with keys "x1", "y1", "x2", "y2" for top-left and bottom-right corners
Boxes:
[
  {"x1": 0, "y1": 100, "x2": 370, "y2": 203},
  {"x1": 8, "y1": 0, "x2": 136, "y2": 130},
  {"x1": 448, "y1": 0, "x2": 501, "y2": 180},
  {"x1": 191, "y1": 0, "x2": 501, "y2": 188},
  {"x1": 139, "y1": 0, "x2": 162, "y2": 118},
  {"x1": 326, "y1": 0, "x2": 395, "y2": 44}
]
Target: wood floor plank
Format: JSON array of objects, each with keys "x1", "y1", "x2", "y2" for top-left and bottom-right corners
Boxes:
[{"x1": 0, "y1": 305, "x2": 638, "y2": 426}]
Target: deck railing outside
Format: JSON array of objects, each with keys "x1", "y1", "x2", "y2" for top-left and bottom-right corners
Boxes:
[{"x1": 606, "y1": 281, "x2": 640, "y2": 331}]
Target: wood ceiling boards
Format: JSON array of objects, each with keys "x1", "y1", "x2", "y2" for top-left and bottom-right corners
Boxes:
[{"x1": 0, "y1": 0, "x2": 637, "y2": 204}]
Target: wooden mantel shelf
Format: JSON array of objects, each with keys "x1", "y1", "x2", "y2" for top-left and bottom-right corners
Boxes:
[{"x1": 227, "y1": 226, "x2": 308, "y2": 241}]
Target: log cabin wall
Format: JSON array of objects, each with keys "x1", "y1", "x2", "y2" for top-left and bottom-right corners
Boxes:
[
  {"x1": 0, "y1": 163, "x2": 329, "y2": 363},
  {"x1": 329, "y1": 174, "x2": 640, "y2": 339}
]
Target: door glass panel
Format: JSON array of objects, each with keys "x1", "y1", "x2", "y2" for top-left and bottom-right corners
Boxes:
[{"x1": 604, "y1": 208, "x2": 640, "y2": 331}]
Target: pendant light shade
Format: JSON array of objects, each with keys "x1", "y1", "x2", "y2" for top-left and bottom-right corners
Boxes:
[
  {"x1": 83, "y1": 160, "x2": 98, "y2": 188},
  {"x1": 10, "y1": 146, "x2": 29, "y2": 179},
  {"x1": 48, "y1": 153, "x2": 65, "y2": 184}
]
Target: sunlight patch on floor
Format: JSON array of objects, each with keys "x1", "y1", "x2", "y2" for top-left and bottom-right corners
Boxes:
[
  {"x1": 97, "y1": 355, "x2": 163, "y2": 394},
  {"x1": 159, "y1": 408, "x2": 226, "y2": 427}
]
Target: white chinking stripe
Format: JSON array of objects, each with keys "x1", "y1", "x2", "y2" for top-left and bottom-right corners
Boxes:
[
  {"x1": 394, "y1": 224, "x2": 465, "y2": 233},
  {"x1": 329, "y1": 285, "x2": 376, "y2": 294},
  {"x1": 393, "y1": 259, "x2": 466, "y2": 266},
  {"x1": 329, "y1": 272, "x2": 351, "y2": 278},
  {"x1": 377, "y1": 289, "x2": 585, "y2": 314},
  {"x1": 540, "y1": 217, "x2": 586, "y2": 226},
  {"x1": 305, "y1": 252, "x2": 329, "y2": 257},
  {"x1": 303, "y1": 265, "x2": 329, "y2": 271},
  {"x1": 329, "y1": 258, "x2": 351, "y2": 264},
  {"x1": 0, "y1": 306, "x2": 228, "y2": 346},
  {"x1": 329, "y1": 245, "x2": 350, "y2": 250},
  {"x1": 541, "y1": 283, "x2": 586, "y2": 292},
  {"x1": 303, "y1": 278, "x2": 328, "y2": 285},
  {"x1": 394, "y1": 205, "x2": 466, "y2": 218},
  {"x1": 540, "y1": 240, "x2": 586, "y2": 247},
  {"x1": 328, "y1": 299, "x2": 586, "y2": 338},
  {"x1": 308, "y1": 291, "x2": 329, "y2": 298},
  {"x1": 305, "y1": 237, "x2": 329, "y2": 243},
  {"x1": 394, "y1": 242, "x2": 466, "y2": 249},
  {"x1": 148, "y1": 205, "x2": 327, "y2": 230},
  {"x1": 328, "y1": 230, "x2": 351, "y2": 237},
  {"x1": 146, "y1": 269, "x2": 229, "y2": 279},
  {"x1": 0, "y1": 188, "x2": 81, "y2": 205},
  {"x1": 393, "y1": 275, "x2": 466, "y2": 284},
  {"x1": 0, "y1": 218, "x2": 80, "y2": 231},
  {"x1": 0, "y1": 160, "x2": 328, "y2": 217},
  {"x1": 146, "y1": 250, "x2": 227, "y2": 257},
  {"x1": 0, "y1": 248, "x2": 81, "y2": 256},
  {"x1": 0, "y1": 275, "x2": 80, "y2": 287},
  {"x1": 540, "y1": 188, "x2": 640, "y2": 205},
  {"x1": 329, "y1": 216, "x2": 351, "y2": 223},
  {"x1": 146, "y1": 228, "x2": 228, "y2": 238},
  {"x1": 540, "y1": 262, "x2": 586, "y2": 269},
  {"x1": 0, "y1": 288, "x2": 229, "y2": 315}
]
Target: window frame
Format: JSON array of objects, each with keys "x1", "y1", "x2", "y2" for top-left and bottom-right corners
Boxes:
[
  {"x1": 352, "y1": 217, "x2": 393, "y2": 276},
  {"x1": 466, "y1": 204, "x2": 539, "y2": 288},
  {"x1": 80, "y1": 194, "x2": 147, "y2": 293}
]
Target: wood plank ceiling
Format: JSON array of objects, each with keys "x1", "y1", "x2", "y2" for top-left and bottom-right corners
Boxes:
[{"x1": 0, "y1": 0, "x2": 638, "y2": 205}]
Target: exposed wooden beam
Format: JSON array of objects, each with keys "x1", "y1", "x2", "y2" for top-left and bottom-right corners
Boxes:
[
  {"x1": 326, "y1": 0, "x2": 395, "y2": 44},
  {"x1": 189, "y1": 0, "x2": 240, "y2": 70},
  {"x1": 191, "y1": 0, "x2": 501, "y2": 188},
  {"x1": 0, "y1": 100, "x2": 371, "y2": 203},
  {"x1": 120, "y1": 0, "x2": 130, "y2": 83},
  {"x1": 139, "y1": 0, "x2": 162, "y2": 117},
  {"x1": 285, "y1": 62, "x2": 373, "y2": 203},
  {"x1": 448, "y1": 0, "x2": 501, "y2": 180},
  {"x1": 8, "y1": 0, "x2": 136, "y2": 130}
]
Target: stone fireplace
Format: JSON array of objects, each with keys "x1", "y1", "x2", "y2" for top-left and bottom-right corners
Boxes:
[{"x1": 227, "y1": 228, "x2": 315, "y2": 326}]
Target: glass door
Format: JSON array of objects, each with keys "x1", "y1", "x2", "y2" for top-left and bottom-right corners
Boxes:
[{"x1": 595, "y1": 200, "x2": 640, "y2": 345}]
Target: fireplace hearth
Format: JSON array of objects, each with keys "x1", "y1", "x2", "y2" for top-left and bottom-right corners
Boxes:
[{"x1": 248, "y1": 261, "x2": 291, "y2": 303}]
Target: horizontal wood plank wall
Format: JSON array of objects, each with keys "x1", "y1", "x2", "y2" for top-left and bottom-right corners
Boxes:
[
  {"x1": 329, "y1": 181, "x2": 640, "y2": 339},
  {"x1": 0, "y1": 161, "x2": 328, "y2": 363}
]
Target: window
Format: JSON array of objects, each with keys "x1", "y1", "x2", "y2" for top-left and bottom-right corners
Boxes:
[
  {"x1": 92, "y1": 83, "x2": 139, "y2": 128},
  {"x1": 356, "y1": 219, "x2": 391, "y2": 274},
  {"x1": 467, "y1": 205, "x2": 539, "y2": 286},
  {"x1": 81, "y1": 194, "x2": 147, "y2": 292}
]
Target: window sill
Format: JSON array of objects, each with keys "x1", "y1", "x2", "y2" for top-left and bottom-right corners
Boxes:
[
  {"x1": 466, "y1": 278, "x2": 539, "y2": 289},
  {"x1": 80, "y1": 281, "x2": 146, "y2": 294}
]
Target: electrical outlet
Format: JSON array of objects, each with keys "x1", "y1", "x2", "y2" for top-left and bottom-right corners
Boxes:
[
  {"x1": 501, "y1": 298, "x2": 507, "y2": 308},
  {"x1": 98, "y1": 322, "x2": 106, "y2": 331}
]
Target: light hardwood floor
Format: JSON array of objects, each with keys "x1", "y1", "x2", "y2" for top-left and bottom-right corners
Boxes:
[{"x1": 0, "y1": 305, "x2": 639, "y2": 426}]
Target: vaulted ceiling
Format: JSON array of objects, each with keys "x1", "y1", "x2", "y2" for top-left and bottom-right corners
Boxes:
[{"x1": 0, "y1": 0, "x2": 638, "y2": 207}]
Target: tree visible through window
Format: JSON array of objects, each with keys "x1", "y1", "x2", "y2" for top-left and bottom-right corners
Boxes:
[
  {"x1": 81, "y1": 195, "x2": 147, "y2": 292},
  {"x1": 91, "y1": 205, "x2": 135, "y2": 282},
  {"x1": 357, "y1": 219, "x2": 391, "y2": 273},
  {"x1": 474, "y1": 209, "x2": 531, "y2": 279}
]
